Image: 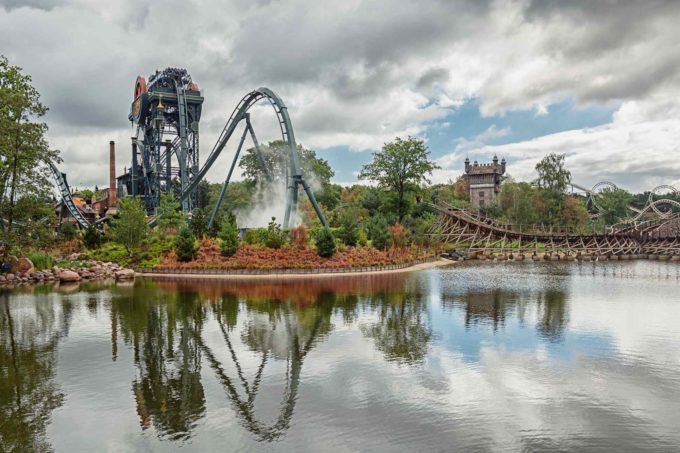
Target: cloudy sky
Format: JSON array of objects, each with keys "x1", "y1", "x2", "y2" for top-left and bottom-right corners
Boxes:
[{"x1": 2, "y1": 0, "x2": 680, "y2": 192}]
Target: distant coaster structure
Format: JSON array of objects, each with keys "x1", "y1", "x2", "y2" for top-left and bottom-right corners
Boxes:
[{"x1": 121, "y1": 67, "x2": 327, "y2": 228}]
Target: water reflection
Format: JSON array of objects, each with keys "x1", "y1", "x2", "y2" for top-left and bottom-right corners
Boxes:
[
  {"x1": 1, "y1": 263, "x2": 679, "y2": 451},
  {"x1": 0, "y1": 290, "x2": 71, "y2": 452},
  {"x1": 108, "y1": 275, "x2": 412, "y2": 442},
  {"x1": 361, "y1": 288, "x2": 433, "y2": 365}
]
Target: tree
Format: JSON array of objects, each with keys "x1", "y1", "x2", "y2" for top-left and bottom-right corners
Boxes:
[
  {"x1": 111, "y1": 197, "x2": 148, "y2": 255},
  {"x1": 240, "y1": 140, "x2": 334, "y2": 186},
  {"x1": 314, "y1": 228, "x2": 336, "y2": 257},
  {"x1": 359, "y1": 136, "x2": 439, "y2": 221},
  {"x1": 535, "y1": 153, "x2": 571, "y2": 193},
  {"x1": 366, "y1": 215, "x2": 390, "y2": 250},
  {"x1": 0, "y1": 55, "x2": 60, "y2": 246},
  {"x1": 337, "y1": 212, "x2": 359, "y2": 246},
  {"x1": 264, "y1": 217, "x2": 287, "y2": 249},
  {"x1": 189, "y1": 208, "x2": 207, "y2": 239},
  {"x1": 83, "y1": 224, "x2": 103, "y2": 249},
  {"x1": 156, "y1": 192, "x2": 183, "y2": 232},
  {"x1": 174, "y1": 225, "x2": 197, "y2": 262},
  {"x1": 218, "y1": 216, "x2": 239, "y2": 257},
  {"x1": 596, "y1": 188, "x2": 633, "y2": 225}
]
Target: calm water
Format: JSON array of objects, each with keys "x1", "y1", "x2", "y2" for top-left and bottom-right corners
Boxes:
[{"x1": 2, "y1": 262, "x2": 680, "y2": 452}]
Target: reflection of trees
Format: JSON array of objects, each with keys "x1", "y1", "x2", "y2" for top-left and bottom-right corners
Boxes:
[
  {"x1": 536, "y1": 290, "x2": 568, "y2": 342},
  {"x1": 0, "y1": 294, "x2": 72, "y2": 452},
  {"x1": 112, "y1": 284, "x2": 207, "y2": 441},
  {"x1": 441, "y1": 287, "x2": 568, "y2": 340},
  {"x1": 442, "y1": 291, "x2": 522, "y2": 331},
  {"x1": 361, "y1": 290, "x2": 433, "y2": 365}
]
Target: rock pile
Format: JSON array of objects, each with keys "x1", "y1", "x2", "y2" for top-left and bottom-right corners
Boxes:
[{"x1": 0, "y1": 258, "x2": 135, "y2": 287}]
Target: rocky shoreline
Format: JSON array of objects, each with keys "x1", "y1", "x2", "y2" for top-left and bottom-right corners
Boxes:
[{"x1": 0, "y1": 257, "x2": 135, "y2": 287}]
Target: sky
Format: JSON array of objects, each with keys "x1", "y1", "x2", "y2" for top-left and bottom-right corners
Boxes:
[{"x1": 2, "y1": 0, "x2": 680, "y2": 193}]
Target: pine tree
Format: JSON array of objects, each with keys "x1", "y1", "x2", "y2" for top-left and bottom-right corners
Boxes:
[
  {"x1": 337, "y1": 214, "x2": 359, "y2": 246},
  {"x1": 314, "y1": 228, "x2": 336, "y2": 257},
  {"x1": 189, "y1": 208, "x2": 207, "y2": 239},
  {"x1": 218, "y1": 216, "x2": 239, "y2": 257},
  {"x1": 174, "y1": 225, "x2": 197, "y2": 262},
  {"x1": 366, "y1": 215, "x2": 389, "y2": 250}
]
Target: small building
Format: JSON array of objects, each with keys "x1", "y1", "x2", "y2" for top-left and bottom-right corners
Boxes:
[{"x1": 464, "y1": 155, "x2": 506, "y2": 209}]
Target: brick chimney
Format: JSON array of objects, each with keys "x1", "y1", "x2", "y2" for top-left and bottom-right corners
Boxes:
[{"x1": 109, "y1": 140, "x2": 117, "y2": 207}]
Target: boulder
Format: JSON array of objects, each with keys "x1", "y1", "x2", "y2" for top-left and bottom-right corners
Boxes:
[
  {"x1": 115, "y1": 269, "x2": 135, "y2": 280},
  {"x1": 17, "y1": 257, "x2": 35, "y2": 274},
  {"x1": 59, "y1": 270, "x2": 81, "y2": 282},
  {"x1": 6, "y1": 273, "x2": 15, "y2": 282}
]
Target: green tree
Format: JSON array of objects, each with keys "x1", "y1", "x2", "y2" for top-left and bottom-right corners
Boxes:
[
  {"x1": 189, "y1": 208, "x2": 207, "y2": 239},
  {"x1": 337, "y1": 212, "x2": 359, "y2": 246},
  {"x1": 218, "y1": 216, "x2": 239, "y2": 257},
  {"x1": 359, "y1": 136, "x2": 439, "y2": 221},
  {"x1": 240, "y1": 140, "x2": 334, "y2": 186},
  {"x1": 111, "y1": 197, "x2": 148, "y2": 255},
  {"x1": 314, "y1": 228, "x2": 336, "y2": 257},
  {"x1": 174, "y1": 225, "x2": 197, "y2": 262},
  {"x1": 156, "y1": 192, "x2": 184, "y2": 232},
  {"x1": 0, "y1": 55, "x2": 60, "y2": 246},
  {"x1": 535, "y1": 153, "x2": 571, "y2": 193},
  {"x1": 596, "y1": 188, "x2": 633, "y2": 225},
  {"x1": 366, "y1": 215, "x2": 390, "y2": 250}
]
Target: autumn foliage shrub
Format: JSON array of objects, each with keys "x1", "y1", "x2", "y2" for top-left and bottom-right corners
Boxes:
[
  {"x1": 390, "y1": 223, "x2": 409, "y2": 248},
  {"x1": 290, "y1": 225, "x2": 309, "y2": 249}
]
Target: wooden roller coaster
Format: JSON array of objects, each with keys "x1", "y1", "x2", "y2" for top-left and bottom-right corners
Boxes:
[{"x1": 429, "y1": 203, "x2": 680, "y2": 258}]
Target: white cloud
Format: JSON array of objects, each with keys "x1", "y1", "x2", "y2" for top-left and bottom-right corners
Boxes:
[
  {"x1": 2, "y1": 0, "x2": 680, "y2": 188},
  {"x1": 435, "y1": 103, "x2": 680, "y2": 192}
]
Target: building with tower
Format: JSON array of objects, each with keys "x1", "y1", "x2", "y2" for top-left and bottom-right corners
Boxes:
[{"x1": 464, "y1": 155, "x2": 506, "y2": 209}]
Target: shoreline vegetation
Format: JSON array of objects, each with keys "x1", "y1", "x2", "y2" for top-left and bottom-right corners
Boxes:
[{"x1": 137, "y1": 257, "x2": 450, "y2": 281}]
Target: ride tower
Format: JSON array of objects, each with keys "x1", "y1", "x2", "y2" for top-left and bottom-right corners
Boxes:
[{"x1": 128, "y1": 67, "x2": 203, "y2": 213}]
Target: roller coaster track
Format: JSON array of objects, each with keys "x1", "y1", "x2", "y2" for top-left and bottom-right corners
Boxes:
[
  {"x1": 177, "y1": 87, "x2": 327, "y2": 228},
  {"x1": 48, "y1": 161, "x2": 90, "y2": 229},
  {"x1": 430, "y1": 202, "x2": 680, "y2": 257}
]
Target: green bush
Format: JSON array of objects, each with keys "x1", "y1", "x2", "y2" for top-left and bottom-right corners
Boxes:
[
  {"x1": 265, "y1": 217, "x2": 287, "y2": 249},
  {"x1": 28, "y1": 251, "x2": 55, "y2": 271},
  {"x1": 82, "y1": 224, "x2": 103, "y2": 249},
  {"x1": 314, "y1": 228, "x2": 336, "y2": 257},
  {"x1": 58, "y1": 222, "x2": 78, "y2": 240},
  {"x1": 218, "y1": 217, "x2": 240, "y2": 257},
  {"x1": 174, "y1": 225, "x2": 197, "y2": 262},
  {"x1": 243, "y1": 228, "x2": 268, "y2": 245},
  {"x1": 91, "y1": 242, "x2": 131, "y2": 266}
]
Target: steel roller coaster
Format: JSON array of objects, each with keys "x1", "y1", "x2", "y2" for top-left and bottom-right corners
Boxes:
[{"x1": 50, "y1": 67, "x2": 327, "y2": 229}]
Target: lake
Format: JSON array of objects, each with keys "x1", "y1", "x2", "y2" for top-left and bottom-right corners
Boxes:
[{"x1": 1, "y1": 261, "x2": 680, "y2": 452}]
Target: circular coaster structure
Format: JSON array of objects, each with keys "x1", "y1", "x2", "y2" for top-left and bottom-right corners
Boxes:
[{"x1": 648, "y1": 185, "x2": 680, "y2": 217}]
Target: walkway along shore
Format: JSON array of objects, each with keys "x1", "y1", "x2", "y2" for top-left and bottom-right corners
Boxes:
[{"x1": 136, "y1": 258, "x2": 452, "y2": 281}]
